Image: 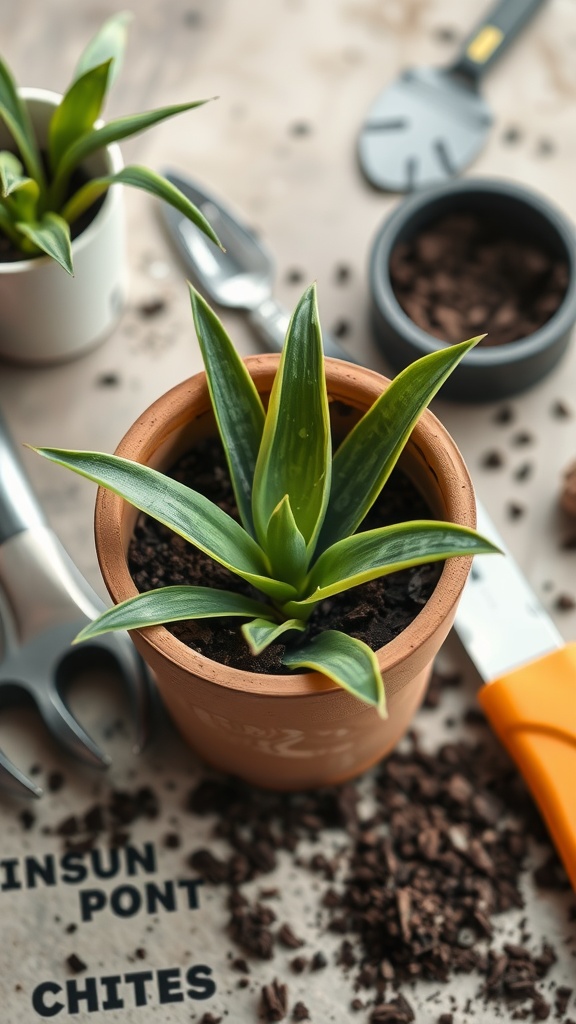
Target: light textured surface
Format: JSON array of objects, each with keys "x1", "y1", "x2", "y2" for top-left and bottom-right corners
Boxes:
[{"x1": 1, "y1": 2, "x2": 575, "y2": 1021}]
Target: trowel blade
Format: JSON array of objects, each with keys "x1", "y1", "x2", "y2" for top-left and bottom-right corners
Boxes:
[{"x1": 358, "y1": 66, "x2": 493, "y2": 192}]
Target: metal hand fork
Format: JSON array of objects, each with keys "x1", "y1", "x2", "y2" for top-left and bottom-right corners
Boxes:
[{"x1": 0, "y1": 413, "x2": 151, "y2": 797}]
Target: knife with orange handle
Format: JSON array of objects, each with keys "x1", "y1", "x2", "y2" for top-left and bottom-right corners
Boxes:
[{"x1": 454, "y1": 500, "x2": 576, "y2": 891}]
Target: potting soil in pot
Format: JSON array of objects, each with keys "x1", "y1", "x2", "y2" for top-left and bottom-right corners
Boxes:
[
  {"x1": 128, "y1": 436, "x2": 441, "y2": 673},
  {"x1": 389, "y1": 214, "x2": 569, "y2": 347}
]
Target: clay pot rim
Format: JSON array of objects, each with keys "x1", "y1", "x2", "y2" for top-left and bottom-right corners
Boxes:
[{"x1": 95, "y1": 354, "x2": 475, "y2": 700}]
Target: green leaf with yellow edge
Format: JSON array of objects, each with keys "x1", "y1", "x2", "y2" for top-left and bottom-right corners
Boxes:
[
  {"x1": 289, "y1": 520, "x2": 500, "y2": 609},
  {"x1": 72, "y1": 10, "x2": 132, "y2": 87},
  {"x1": 252, "y1": 283, "x2": 331, "y2": 552},
  {"x1": 0, "y1": 202, "x2": 21, "y2": 245},
  {"x1": 32, "y1": 447, "x2": 297, "y2": 604},
  {"x1": 0, "y1": 57, "x2": 45, "y2": 187},
  {"x1": 317, "y1": 336, "x2": 484, "y2": 552},
  {"x1": 190, "y1": 286, "x2": 265, "y2": 536},
  {"x1": 49, "y1": 99, "x2": 214, "y2": 209},
  {"x1": 49, "y1": 60, "x2": 113, "y2": 172},
  {"x1": 5, "y1": 174, "x2": 39, "y2": 223},
  {"x1": 61, "y1": 167, "x2": 222, "y2": 249},
  {"x1": 0, "y1": 150, "x2": 28, "y2": 196},
  {"x1": 282, "y1": 630, "x2": 386, "y2": 716},
  {"x1": 16, "y1": 213, "x2": 72, "y2": 273},
  {"x1": 265, "y1": 495, "x2": 309, "y2": 590},
  {"x1": 74, "y1": 586, "x2": 273, "y2": 643},
  {"x1": 242, "y1": 617, "x2": 306, "y2": 655}
]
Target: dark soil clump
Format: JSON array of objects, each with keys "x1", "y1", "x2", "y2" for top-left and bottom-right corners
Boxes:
[{"x1": 128, "y1": 435, "x2": 441, "y2": 674}]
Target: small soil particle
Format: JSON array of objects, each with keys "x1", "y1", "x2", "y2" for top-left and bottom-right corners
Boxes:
[
  {"x1": 66, "y1": 954, "x2": 87, "y2": 974},
  {"x1": 507, "y1": 502, "x2": 525, "y2": 521},
  {"x1": 19, "y1": 809, "x2": 35, "y2": 830},
  {"x1": 47, "y1": 771, "x2": 65, "y2": 792},
  {"x1": 332, "y1": 318, "x2": 350, "y2": 338},
  {"x1": 96, "y1": 372, "x2": 120, "y2": 388},
  {"x1": 560, "y1": 460, "x2": 576, "y2": 518},
  {"x1": 514, "y1": 462, "x2": 533, "y2": 482},
  {"x1": 511, "y1": 430, "x2": 534, "y2": 446},
  {"x1": 551, "y1": 399, "x2": 572, "y2": 419},
  {"x1": 289, "y1": 121, "x2": 311, "y2": 136},
  {"x1": 481, "y1": 449, "x2": 505, "y2": 469},
  {"x1": 493, "y1": 405, "x2": 515, "y2": 425},
  {"x1": 334, "y1": 263, "x2": 351, "y2": 285},
  {"x1": 285, "y1": 268, "x2": 304, "y2": 284},
  {"x1": 137, "y1": 298, "x2": 166, "y2": 318},
  {"x1": 260, "y1": 978, "x2": 289, "y2": 1021},
  {"x1": 291, "y1": 1002, "x2": 310, "y2": 1021}
]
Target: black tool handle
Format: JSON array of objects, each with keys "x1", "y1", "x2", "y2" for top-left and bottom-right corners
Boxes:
[
  {"x1": 0, "y1": 411, "x2": 46, "y2": 544},
  {"x1": 450, "y1": 0, "x2": 546, "y2": 82}
]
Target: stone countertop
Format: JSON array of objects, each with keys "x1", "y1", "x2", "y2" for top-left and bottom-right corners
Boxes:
[{"x1": 1, "y1": 2, "x2": 575, "y2": 1022}]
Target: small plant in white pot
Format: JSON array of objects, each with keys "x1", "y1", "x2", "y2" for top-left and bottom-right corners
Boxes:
[
  {"x1": 34, "y1": 284, "x2": 499, "y2": 789},
  {"x1": 0, "y1": 11, "x2": 219, "y2": 364}
]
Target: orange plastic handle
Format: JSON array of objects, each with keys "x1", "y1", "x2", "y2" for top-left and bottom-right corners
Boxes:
[{"x1": 478, "y1": 642, "x2": 576, "y2": 891}]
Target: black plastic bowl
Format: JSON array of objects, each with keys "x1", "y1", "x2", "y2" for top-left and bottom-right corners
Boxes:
[{"x1": 369, "y1": 178, "x2": 576, "y2": 402}]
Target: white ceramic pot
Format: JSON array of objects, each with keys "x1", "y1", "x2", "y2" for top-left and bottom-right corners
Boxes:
[{"x1": 0, "y1": 89, "x2": 127, "y2": 365}]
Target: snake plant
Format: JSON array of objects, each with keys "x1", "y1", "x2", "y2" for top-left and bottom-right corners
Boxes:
[
  {"x1": 0, "y1": 12, "x2": 219, "y2": 272},
  {"x1": 34, "y1": 285, "x2": 498, "y2": 715}
]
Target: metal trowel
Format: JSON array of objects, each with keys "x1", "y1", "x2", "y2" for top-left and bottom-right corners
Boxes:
[{"x1": 358, "y1": 0, "x2": 546, "y2": 192}]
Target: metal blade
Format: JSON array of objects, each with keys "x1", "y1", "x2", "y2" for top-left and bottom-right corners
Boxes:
[
  {"x1": 454, "y1": 501, "x2": 563, "y2": 682},
  {"x1": 161, "y1": 171, "x2": 275, "y2": 309},
  {"x1": 358, "y1": 66, "x2": 492, "y2": 192}
]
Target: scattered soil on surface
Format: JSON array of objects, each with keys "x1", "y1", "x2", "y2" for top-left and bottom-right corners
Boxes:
[
  {"x1": 389, "y1": 213, "x2": 568, "y2": 347},
  {"x1": 128, "y1": 435, "x2": 441, "y2": 674},
  {"x1": 42, "y1": 667, "x2": 575, "y2": 1022},
  {"x1": 186, "y1": 715, "x2": 573, "y2": 1022}
]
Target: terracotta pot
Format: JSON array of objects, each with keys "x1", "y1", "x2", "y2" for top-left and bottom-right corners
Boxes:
[
  {"x1": 95, "y1": 355, "x2": 476, "y2": 790},
  {"x1": 0, "y1": 89, "x2": 127, "y2": 365}
]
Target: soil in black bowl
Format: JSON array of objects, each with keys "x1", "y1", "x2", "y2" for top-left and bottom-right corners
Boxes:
[
  {"x1": 128, "y1": 435, "x2": 442, "y2": 674},
  {"x1": 390, "y1": 213, "x2": 569, "y2": 348}
]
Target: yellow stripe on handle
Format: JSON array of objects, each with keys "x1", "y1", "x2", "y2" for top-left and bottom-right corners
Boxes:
[
  {"x1": 478, "y1": 643, "x2": 576, "y2": 891},
  {"x1": 466, "y1": 25, "x2": 504, "y2": 64}
]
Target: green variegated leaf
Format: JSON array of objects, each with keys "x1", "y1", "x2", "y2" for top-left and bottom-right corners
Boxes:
[
  {"x1": 290, "y1": 521, "x2": 500, "y2": 608},
  {"x1": 0, "y1": 202, "x2": 21, "y2": 245},
  {"x1": 242, "y1": 616, "x2": 306, "y2": 655},
  {"x1": 5, "y1": 173, "x2": 39, "y2": 223},
  {"x1": 49, "y1": 99, "x2": 214, "y2": 209},
  {"x1": 61, "y1": 168, "x2": 221, "y2": 248},
  {"x1": 32, "y1": 447, "x2": 297, "y2": 604},
  {"x1": 0, "y1": 57, "x2": 45, "y2": 187},
  {"x1": 74, "y1": 586, "x2": 272, "y2": 642},
  {"x1": 49, "y1": 60, "x2": 113, "y2": 172},
  {"x1": 282, "y1": 630, "x2": 386, "y2": 716},
  {"x1": 190, "y1": 285, "x2": 264, "y2": 535},
  {"x1": 73, "y1": 10, "x2": 132, "y2": 86},
  {"x1": 317, "y1": 336, "x2": 483, "y2": 552},
  {"x1": 16, "y1": 213, "x2": 72, "y2": 273},
  {"x1": 0, "y1": 150, "x2": 26, "y2": 196},
  {"x1": 252, "y1": 283, "x2": 331, "y2": 552},
  {"x1": 265, "y1": 495, "x2": 309, "y2": 590}
]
